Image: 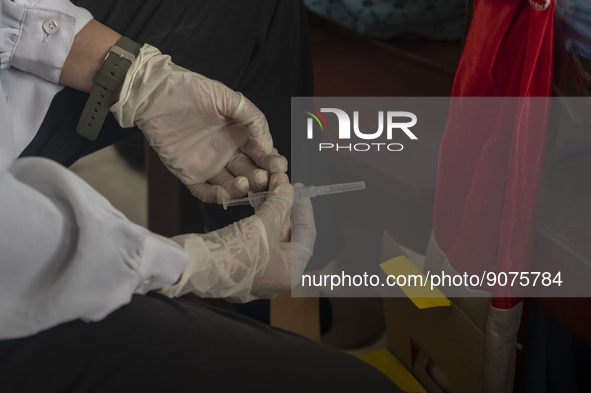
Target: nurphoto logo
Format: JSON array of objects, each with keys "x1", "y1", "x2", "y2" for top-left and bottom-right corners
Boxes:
[{"x1": 303, "y1": 106, "x2": 418, "y2": 152}]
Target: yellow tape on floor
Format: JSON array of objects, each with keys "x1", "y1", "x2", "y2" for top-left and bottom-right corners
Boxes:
[
  {"x1": 380, "y1": 256, "x2": 451, "y2": 309},
  {"x1": 358, "y1": 349, "x2": 427, "y2": 393}
]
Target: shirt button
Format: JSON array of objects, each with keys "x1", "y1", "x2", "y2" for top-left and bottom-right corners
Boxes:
[
  {"x1": 42, "y1": 19, "x2": 59, "y2": 35},
  {"x1": 137, "y1": 278, "x2": 153, "y2": 293}
]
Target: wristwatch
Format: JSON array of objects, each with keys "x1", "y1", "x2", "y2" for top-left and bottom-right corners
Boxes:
[{"x1": 76, "y1": 36, "x2": 142, "y2": 141}]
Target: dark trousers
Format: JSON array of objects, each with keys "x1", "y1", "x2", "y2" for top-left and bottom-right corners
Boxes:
[
  {"x1": 8, "y1": 1, "x2": 396, "y2": 391},
  {"x1": 0, "y1": 293, "x2": 397, "y2": 392}
]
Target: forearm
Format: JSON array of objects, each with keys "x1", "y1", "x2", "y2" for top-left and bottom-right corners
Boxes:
[{"x1": 59, "y1": 19, "x2": 121, "y2": 92}]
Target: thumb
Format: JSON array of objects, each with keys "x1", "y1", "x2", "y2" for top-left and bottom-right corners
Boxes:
[
  {"x1": 254, "y1": 182, "x2": 293, "y2": 234},
  {"x1": 231, "y1": 93, "x2": 273, "y2": 156},
  {"x1": 291, "y1": 183, "x2": 316, "y2": 254}
]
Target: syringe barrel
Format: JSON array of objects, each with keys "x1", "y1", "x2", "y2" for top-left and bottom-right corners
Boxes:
[
  {"x1": 294, "y1": 185, "x2": 312, "y2": 198},
  {"x1": 247, "y1": 191, "x2": 269, "y2": 207},
  {"x1": 224, "y1": 181, "x2": 365, "y2": 209}
]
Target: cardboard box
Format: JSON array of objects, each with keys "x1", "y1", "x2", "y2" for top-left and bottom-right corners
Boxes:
[{"x1": 382, "y1": 233, "x2": 484, "y2": 393}]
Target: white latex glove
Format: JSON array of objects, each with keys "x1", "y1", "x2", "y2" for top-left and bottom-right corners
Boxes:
[
  {"x1": 111, "y1": 44, "x2": 287, "y2": 204},
  {"x1": 159, "y1": 176, "x2": 316, "y2": 302}
]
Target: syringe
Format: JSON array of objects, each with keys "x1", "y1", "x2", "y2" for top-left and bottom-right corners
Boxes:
[{"x1": 222, "y1": 181, "x2": 366, "y2": 210}]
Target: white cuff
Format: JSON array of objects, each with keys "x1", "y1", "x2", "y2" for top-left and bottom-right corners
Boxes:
[
  {"x1": 2, "y1": 0, "x2": 92, "y2": 82},
  {"x1": 134, "y1": 231, "x2": 189, "y2": 294}
]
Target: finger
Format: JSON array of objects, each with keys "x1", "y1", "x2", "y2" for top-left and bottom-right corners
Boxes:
[
  {"x1": 280, "y1": 211, "x2": 292, "y2": 243},
  {"x1": 268, "y1": 174, "x2": 292, "y2": 241},
  {"x1": 289, "y1": 242, "x2": 315, "y2": 286},
  {"x1": 269, "y1": 173, "x2": 290, "y2": 190},
  {"x1": 208, "y1": 168, "x2": 250, "y2": 198},
  {"x1": 267, "y1": 147, "x2": 289, "y2": 173},
  {"x1": 258, "y1": 153, "x2": 288, "y2": 173},
  {"x1": 291, "y1": 183, "x2": 316, "y2": 254},
  {"x1": 230, "y1": 94, "x2": 286, "y2": 173},
  {"x1": 226, "y1": 153, "x2": 269, "y2": 191},
  {"x1": 242, "y1": 144, "x2": 288, "y2": 174},
  {"x1": 255, "y1": 182, "x2": 293, "y2": 232},
  {"x1": 252, "y1": 172, "x2": 289, "y2": 213},
  {"x1": 188, "y1": 183, "x2": 231, "y2": 205}
]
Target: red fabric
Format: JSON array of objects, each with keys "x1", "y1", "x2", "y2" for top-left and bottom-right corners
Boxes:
[{"x1": 433, "y1": 0, "x2": 554, "y2": 309}]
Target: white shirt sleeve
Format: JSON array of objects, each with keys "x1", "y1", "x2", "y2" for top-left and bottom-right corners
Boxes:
[
  {"x1": 1, "y1": 0, "x2": 94, "y2": 153},
  {"x1": 0, "y1": 145, "x2": 189, "y2": 339},
  {"x1": 0, "y1": 155, "x2": 189, "y2": 339},
  {"x1": 0, "y1": 1, "x2": 190, "y2": 338},
  {"x1": 1, "y1": 0, "x2": 92, "y2": 82},
  {"x1": 0, "y1": 83, "x2": 188, "y2": 340}
]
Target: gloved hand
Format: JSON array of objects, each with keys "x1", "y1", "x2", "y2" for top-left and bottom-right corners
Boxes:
[
  {"x1": 111, "y1": 44, "x2": 287, "y2": 204},
  {"x1": 159, "y1": 175, "x2": 316, "y2": 302}
]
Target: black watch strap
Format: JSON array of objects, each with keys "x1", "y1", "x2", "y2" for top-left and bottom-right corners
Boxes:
[{"x1": 76, "y1": 37, "x2": 142, "y2": 141}]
